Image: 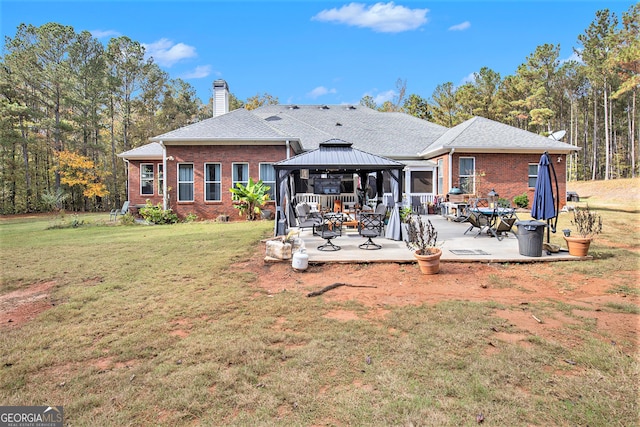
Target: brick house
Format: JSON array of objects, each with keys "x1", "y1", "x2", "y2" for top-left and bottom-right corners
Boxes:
[{"x1": 119, "y1": 79, "x2": 578, "y2": 220}]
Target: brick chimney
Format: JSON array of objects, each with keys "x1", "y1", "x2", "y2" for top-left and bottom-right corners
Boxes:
[{"x1": 213, "y1": 79, "x2": 229, "y2": 117}]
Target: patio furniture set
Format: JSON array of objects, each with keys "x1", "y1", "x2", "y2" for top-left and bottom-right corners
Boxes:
[
  {"x1": 294, "y1": 193, "x2": 521, "y2": 254},
  {"x1": 460, "y1": 198, "x2": 518, "y2": 241},
  {"x1": 295, "y1": 202, "x2": 387, "y2": 251}
]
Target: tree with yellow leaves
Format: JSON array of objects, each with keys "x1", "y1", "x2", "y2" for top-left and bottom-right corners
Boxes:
[{"x1": 56, "y1": 150, "x2": 109, "y2": 200}]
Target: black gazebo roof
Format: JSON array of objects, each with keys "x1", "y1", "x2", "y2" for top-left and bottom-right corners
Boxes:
[{"x1": 274, "y1": 139, "x2": 405, "y2": 173}]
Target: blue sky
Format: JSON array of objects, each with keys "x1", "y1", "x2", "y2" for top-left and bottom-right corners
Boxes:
[{"x1": 1, "y1": 1, "x2": 634, "y2": 106}]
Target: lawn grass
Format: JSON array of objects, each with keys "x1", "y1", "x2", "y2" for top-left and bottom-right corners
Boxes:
[{"x1": 1, "y1": 203, "x2": 639, "y2": 426}]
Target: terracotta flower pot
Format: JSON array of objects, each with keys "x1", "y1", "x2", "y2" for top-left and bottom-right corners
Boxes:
[
  {"x1": 414, "y1": 248, "x2": 442, "y2": 274},
  {"x1": 564, "y1": 236, "x2": 592, "y2": 257}
]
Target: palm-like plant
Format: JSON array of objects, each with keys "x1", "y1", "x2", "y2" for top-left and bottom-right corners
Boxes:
[{"x1": 229, "y1": 178, "x2": 271, "y2": 221}]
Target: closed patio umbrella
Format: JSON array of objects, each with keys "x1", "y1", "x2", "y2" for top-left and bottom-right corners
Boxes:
[{"x1": 531, "y1": 151, "x2": 558, "y2": 243}]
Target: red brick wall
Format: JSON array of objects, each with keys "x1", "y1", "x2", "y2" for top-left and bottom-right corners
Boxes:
[
  {"x1": 450, "y1": 152, "x2": 567, "y2": 208},
  {"x1": 165, "y1": 144, "x2": 287, "y2": 220},
  {"x1": 126, "y1": 161, "x2": 164, "y2": 211}
]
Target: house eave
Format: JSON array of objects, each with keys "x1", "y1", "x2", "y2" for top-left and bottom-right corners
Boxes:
[
  {"x1": 421, "y1": 146, "x2": 580, "y2": 159},
  {"x1": 117, "y1": 153, "x2": 163, "y2": 160}
]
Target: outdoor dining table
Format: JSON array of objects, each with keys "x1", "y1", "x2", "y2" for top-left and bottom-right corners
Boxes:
[{"x1": 469, "y1": 207, "x2": 517, "y2": 239}]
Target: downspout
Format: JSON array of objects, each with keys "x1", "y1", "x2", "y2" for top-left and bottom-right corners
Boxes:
[
  {"x1": 160, "y1": 141, "x2": 167, "y2": 210},
  {"x1": 286, "y1": 140, "x2": 291, "y2": 158},
  {"x1": 123, "y1": 159, "x2": 130, "y2": 203},
  {"x1": 448, "y1": 148, "x2": 455, "y2": 191}
]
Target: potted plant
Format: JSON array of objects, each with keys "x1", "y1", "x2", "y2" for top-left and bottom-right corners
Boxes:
[
  {"x1": 399, "y1": 206, "x2": 413, "y2": 241},
  {"x1": 563, "y1": 205, "x2": 602, "y2": 256},
  {"x1": 405, "y1": 214, "x2": 442, "y2": 274}
]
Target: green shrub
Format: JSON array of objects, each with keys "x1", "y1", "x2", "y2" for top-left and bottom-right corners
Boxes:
[
  {"x1": 139, "y1": 201, "x2": 179, "y2": 224},
  {"x1": 120, "y1": 212, "x2": 136, "y2": 225},
  {"x1": 184, "y1": 212, "x2": 198, "y2": 223},
  {"x1": 513, "y1": 193, "x2": 529, "y2": 208}
]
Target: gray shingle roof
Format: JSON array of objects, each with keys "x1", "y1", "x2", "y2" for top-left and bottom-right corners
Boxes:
[
  {"x1": 252, "y1": 105, "x2": 448, "y2": 158},
  {"x1": 126, "y1": 105, "x2": 577, "y2": 161},
  {"x1": 420, "y1": 116, "x2": 578, "y2": 156},
  {"x1": 275, "y1": 139, "x2": 405, "y2": 170},
  {"x1": 118, "y1": 142, "x2": 163, "y2": 159},
  {"x1": 150, "y1": 108, "x2": 288, "y2": 141}
]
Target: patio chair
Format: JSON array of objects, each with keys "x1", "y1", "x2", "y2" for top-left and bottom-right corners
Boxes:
[
  {"x1": 493, "y1": 217, "x2": 517, "y2": 241},
  {"x1": 358, "y1": 212, "x2": 384, "y2": 250},
  {"x1": 317, "y1": 213, "x2": 343, "y2": 251},
  {"x1": 464, "y1": 211, "x2": 490, "y2": 237},
  {"x1": 451, "y1": 204, "x2": 471, "y2": 223},
  {"x1": 110, "y1": 201, "x2": 130, "y2": 221},
  {"x1": 295, "y1": 203, "x2": 322, "y2": 232},
  {"x1": 496, "y1": 199, "x2": 518, "y2": 220},
  {"x1": 374, "y1": 203, "x2": 388, "y2": 216},
  {"x1": 411, "y1": 196, "x2": 425, "y2": 214}
]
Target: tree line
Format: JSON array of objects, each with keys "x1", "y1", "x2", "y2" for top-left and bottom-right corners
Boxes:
[
  {"x1": 0, "y1": 5, "x2": 637, "y2": 214},
  {"x1": 364, "y1": 5, "x2": 638, "y2": 186}
]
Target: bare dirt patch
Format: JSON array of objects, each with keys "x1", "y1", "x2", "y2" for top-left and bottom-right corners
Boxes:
[
  {"x1": 3, "y1": 246, "x2": 637, "y2": 356},
  {"x1": 0, "y1": 281, "x2": 57, "y2": 328},
  {"x1": 237, "y1": 247, "x2": 638, "y2": 353}
]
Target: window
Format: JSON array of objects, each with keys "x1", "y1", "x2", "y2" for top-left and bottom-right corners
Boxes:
[
  {"x1": 459, "y1": 157, "x2": 475, "y2": 194},
  {"x1": 528, "y1": 163, "x2": 538, "y2": 188},
  {"x1": 141, "y1": 164, "x2": 154, "y2": 195},
  {"x1": 437, "y1": 159, "x2": 443, "y2": 194},
  {"x1": 259, "y1": 163, "x2": 276, "y2": 200},
  {"x1": 232, "y1": 163, "x2": 249, "y2": 189},
  {"x1": 157, "y1": 164, "x2": 163, "y2": 195},
  {"x1": 205, "y1": 163, "x2": 222, "y2": 201},
  {"x1": 178, "y1": 163, "x2": 194, "y2": 202},
  {"x1": 410, "y1": 171, "x2": 433, "y2": 193}
]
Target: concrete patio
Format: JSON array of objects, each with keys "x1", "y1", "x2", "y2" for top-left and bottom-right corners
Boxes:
[{"x1": 293, "y1": 214, "x2": 585, "y2": 264}]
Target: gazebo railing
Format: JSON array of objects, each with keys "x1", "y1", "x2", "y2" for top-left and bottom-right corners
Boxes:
[
  {"x1": 293, "y1": 193, "x2": 358, "y2": 211},
  {"x1": 293, "y1": 192, "x2": 438, "y2": 211}
]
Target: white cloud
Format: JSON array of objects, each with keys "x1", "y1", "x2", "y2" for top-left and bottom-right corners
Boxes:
[
  {"x1": 181, "y1": 65, "x2": 213, "y2": 79},
  {"x1": 561, "y1": 51, "x2": 583, "y2": 64},
  {"x1": 448, "y1": 21, "x2": 470, "y2": 31},
  {"x1": 312, "y1": 2, "x2": 429, "y2": 33},
  {"x1": 373, "y1": 89, "x2": 396, "y2": 105},
  {"x1": 460, "y1": 72, "x2": 475, "y2": 85},
  {"x1": 90, "y1": 29, "x2": 120, "y2": 39},
  {"x1": 143, "y1": 38, "x2": 197, "y2": 67},
  {"x1": 307, "y1": 86, "x2": 337, "y2": 99}
]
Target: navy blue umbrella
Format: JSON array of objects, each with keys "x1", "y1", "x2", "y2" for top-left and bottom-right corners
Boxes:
[{"x1": 531, "y1": 152, "x2": 558, "y2": 243}]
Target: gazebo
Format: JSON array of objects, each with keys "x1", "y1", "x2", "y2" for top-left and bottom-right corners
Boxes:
[{"x1": 273, "y1": 139, "x2": 405, "y2": 240}]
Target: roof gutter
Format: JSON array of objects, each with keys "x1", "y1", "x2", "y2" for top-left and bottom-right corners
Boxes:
[
  {"x1": 448, "y1": 148, "x2": 455, "y2": 191},
  {"x1": 160, "y1": 141, "x2": 168, "y2": 211}
]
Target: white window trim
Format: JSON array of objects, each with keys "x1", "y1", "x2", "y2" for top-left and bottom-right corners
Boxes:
[
  {"x1": 437, "y1": 159, "x2": 444, "y2": 194},
  {"x1": 408, "y1": 168, "x2": 434, "y2": 193},
  {"x1": 259, "y1": 162, "x2": 276, "y2": 198},
  {"x1": 157, "y1": 163, "x2": 164, "y2": 195},
  {"x1": 204, "y1": 163, "x2": 222, "y2": 202},
  {"x1": 459, "y1": 157, "x2": 476, "y2": 194},
  {"x1": 140, "y1": 163, "x2": 154, "y2": 196},
  {"x1": 528, "y1": 163, "x2": 538, "y2": 188},
  {"x1": 177, "y1": 163, "x2": 194, "y2": 202},
  {"x1": 232, "y1": 162, "x2": 249, "y2": 189}
]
